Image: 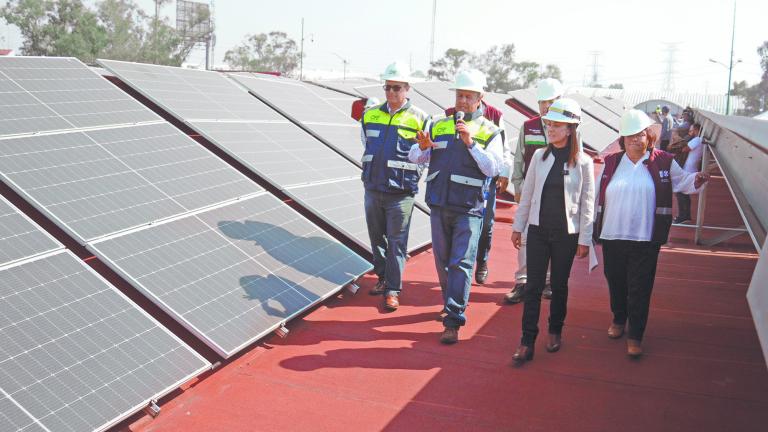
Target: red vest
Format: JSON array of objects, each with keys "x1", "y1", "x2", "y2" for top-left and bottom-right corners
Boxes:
[
  {"x1": 594, "y1": 149, "x2": 675, "y2": 244},
  {"x1": 522, "y1": 117, "x2": 547, "y2": 177}
]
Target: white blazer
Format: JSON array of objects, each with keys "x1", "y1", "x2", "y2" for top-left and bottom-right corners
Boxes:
[{"x1": 512, "y1": 147, "x2": 595, "y2": 246}]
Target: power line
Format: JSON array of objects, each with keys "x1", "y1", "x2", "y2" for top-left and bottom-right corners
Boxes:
[
  {"x1": 586, "y1": 51, "x2": 602, "y2": 86},
  {"x1": 662, "y1": 43, "x2": 679, "y2": 91}
]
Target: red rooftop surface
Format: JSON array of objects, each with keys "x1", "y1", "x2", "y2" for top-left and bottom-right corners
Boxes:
[{"x1": 114, "y1": 177, "x2": 767, "y2": 432}]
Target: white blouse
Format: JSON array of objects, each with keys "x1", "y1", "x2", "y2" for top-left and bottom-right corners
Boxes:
[{"x1": 599, "y1": 153, "x2": 700, "y2": 242}]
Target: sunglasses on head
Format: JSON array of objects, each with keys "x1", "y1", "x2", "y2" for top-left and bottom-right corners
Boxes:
[{"x1": 383, "y1": 84, "x2": 404, "y2": 92}]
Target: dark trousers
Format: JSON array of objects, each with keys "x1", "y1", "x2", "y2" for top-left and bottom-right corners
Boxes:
[
  {"x1": 521, "y1": 225, "x2": 578, "y2": 346},
  {"x1": 602, "y1": 240, "x2": 661, "y2": 341},
  {"x1": 676, "y1": 192, "x2": 691, "y2": 220},
  {"x1": 476, "y1": 181, "x2": 497, "y2": 265}
]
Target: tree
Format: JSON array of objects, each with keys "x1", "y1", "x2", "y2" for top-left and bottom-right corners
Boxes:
[
  {"x1": 1, "y1": 0, "x2": 209, "y2": 66},
  {"x1": 472, "y1": 44, "x2": 516, "y2": 93},
  {"x1": 1, "y1": 0, "x2": 107, "y2": 63},
  {"x1": 224, "y1": 31, "x2": 300, "y2": 75},
  {"x1": 428, "y1": 48, "x2": 472, "y2": 81},
  {"x1": 731, "y1": 41, "x2": 768, "y2": 116}
]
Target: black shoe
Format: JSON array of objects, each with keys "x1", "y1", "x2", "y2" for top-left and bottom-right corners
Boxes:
[
  {"x1": 673, "y1": 216, "x2": 691, "y2": 224},
  {"x1": 475, "y1": 262, "x2": 489, "y2": 284},
  {"x1": 504, "y1": 283, "x2": 526, "y2": 304},
  {"x1": 369, "y1": 280, "x2": 386, "y2": 295},
  {"x1": 542, "y1": 284, "x2": 553, "y2": 300}
]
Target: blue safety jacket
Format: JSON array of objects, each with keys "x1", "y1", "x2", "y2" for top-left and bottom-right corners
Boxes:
[
  {"x1": 425, "y1": 111, "x2": 500, "y2": 216},
  {"x1": 361, "y1": 101, "x2": 429, "y2": 194}
]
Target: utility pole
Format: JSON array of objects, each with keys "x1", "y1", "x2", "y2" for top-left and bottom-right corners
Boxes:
[
  {"x1": 154, "y1": 0, "x2": 160, "y2": 64},
  {"x1": 429, "y1": 0, "x2": 437, "y2": 64},
  {"x1": 333, "y1": 53, "x2": 349, "y2": 81},
  {"x1": 726, "y1": 0, "x2": 737, "y2": 115},
  {"x1": 662, "y1": 43, "x2": 679, "y2": 92},
  {"x1": 587, "y1": 51, "x2": 601, "y2": 86}
]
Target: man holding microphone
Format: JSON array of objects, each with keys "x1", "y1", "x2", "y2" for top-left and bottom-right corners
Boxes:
[{"x1": 409, "y1": 69, "x2": 504, "y2": 344}]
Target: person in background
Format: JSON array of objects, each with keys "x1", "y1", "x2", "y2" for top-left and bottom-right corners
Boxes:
[
  {"x1": 360, "y1": 61, "x2": 429, "y2": 311},
  {"x1": 594, "y1": 110, "x2": 710, "y2": 358},
  {"x1": 674, "y1": 122, "x2": 704, "y2": 223},
  {"x1": 506, "y1": 78, "x2": 565, "y2": 304},
  {"x1": 510, "y1": 98, "x2": 595, "y2": 364},
  {"x1": 659, "y1": 106, "x2": 674, "y2": 151},
  {"x1": 410, "y1": 69, "x2": 503, "y2": 344}
]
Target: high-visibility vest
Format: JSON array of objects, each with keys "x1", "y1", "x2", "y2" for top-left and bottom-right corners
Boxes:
[
  {"x1": 361, "y1": 100, "x2": 429, "y2": 194},
  {"x1": 424, "y1": 111, "x2": 500, "y2": 216},
  {"x1": 522, "y1": 116, "x2": 547, "y2": 178}
]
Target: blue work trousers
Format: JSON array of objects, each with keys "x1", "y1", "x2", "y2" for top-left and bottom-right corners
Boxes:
[
  {"x1": 430, "y1": 206, "x2": 483, "y2": 328},
  {"x1": 476, "y1": 181, "x2": 497, "y2": 265},
  {"x1": 364, "y1": 190, "x2": 415, "y2": 296}
]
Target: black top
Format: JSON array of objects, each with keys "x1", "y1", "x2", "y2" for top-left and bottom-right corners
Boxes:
[{"x1": 538, "y1": 145, "x2": 570, "y2": 230}]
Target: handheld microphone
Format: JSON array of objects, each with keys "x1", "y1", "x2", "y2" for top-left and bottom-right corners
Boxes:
[{"x1": 455, "y1": 111, "x2": 465, "y2": 140}]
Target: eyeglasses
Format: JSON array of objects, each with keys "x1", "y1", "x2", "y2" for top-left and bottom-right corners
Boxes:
[{"x1": 383, "y1": 84, "x2": 404, "y2": 92}]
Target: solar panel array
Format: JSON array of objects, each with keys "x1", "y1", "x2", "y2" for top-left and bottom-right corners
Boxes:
[
  {"x1": 0, "y1": 56, "x2": 372, "y2": 365},
  {"x1": 229, "y1": 73, "x2": 364, "y2": 163},
  {"x1": 0, "y1": 196, "x2": 210, "y2": 432},
  {"x1": 99, "y1": 59, "x2": 432, "y2": 252},
  {"x1": 354, "y1": 83, "x2": 443, "y2": 116},
  {"x1": 567, "y1": 93, "x2": 621, "y2": 131}
]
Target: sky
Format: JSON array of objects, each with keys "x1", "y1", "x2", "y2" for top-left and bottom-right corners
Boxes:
[{"x1": 2, "y1": 0, "x2": 766, "y2": 93}]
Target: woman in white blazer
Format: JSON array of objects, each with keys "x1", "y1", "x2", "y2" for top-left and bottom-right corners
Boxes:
[{"x1": 510, "y1": 98, "x2": 595, "y2": 364}]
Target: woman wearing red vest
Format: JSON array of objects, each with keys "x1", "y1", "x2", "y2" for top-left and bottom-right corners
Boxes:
[
  {"x1": 594, "y1": 110, "x2": 710, "y2": 358},
  {"x1": 510, "y1": 98, "x2": 595, "y2": 364}
]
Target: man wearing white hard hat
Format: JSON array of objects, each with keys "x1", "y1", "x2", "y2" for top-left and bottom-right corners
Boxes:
[
  {"x1": 506, "y1": 78, "x2": 564, "y2": 304},
  {"x1": 360, "y1": 61, "x2": 429, "y2": 311},
  {"x1": 410, "y1": 69, "x2": 504, "y2": 344},
  {"x1": 594, "y1": 109, "x2": 709, "y2": 358},
  {"x1": 509, "y1": 98, "x2": 594, "y2": 364}
]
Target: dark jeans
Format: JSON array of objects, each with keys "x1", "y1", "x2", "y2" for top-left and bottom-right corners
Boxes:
[
  {"x1": 520, "y1": 225, "x2": 578, "y2": 346},
  {"x1": 430, "y1": 207, "x2": 483, "y2": 328},
  {"x1": 676, "y1": 192, "x2": 691, "y2": 220},
  {"x1": 364, "y1": 190, "x2": 415, "y2": 296},
  {"x1": 602, "y1": 240, "x2": 661, "y2": 341},
  {"x1": 476, "y1": 181, "x2": 497, "y2": 265}
]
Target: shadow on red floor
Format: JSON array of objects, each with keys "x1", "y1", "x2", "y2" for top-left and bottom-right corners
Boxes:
[{"x1": 115, "y1": 201, "x2": 767, "y2": 432}]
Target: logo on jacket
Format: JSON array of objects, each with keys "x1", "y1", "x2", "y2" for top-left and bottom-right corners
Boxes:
[{"x1": 659, "y1": 169, "x2": 670, "y2": 183}]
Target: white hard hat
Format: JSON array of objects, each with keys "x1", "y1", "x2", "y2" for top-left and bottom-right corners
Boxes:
[
  {"x1": 619, "y1": 109, "x2": 655, "y2": 136},
  {"x1": 541, "y1": 98, "x2": 581, "y2": 124},
  {"x1": 381, "y1": 61, "x2": 411, "y2": 83},
  {"x1": 364, "y1": 97, "x2": 380, "y2": 109},
  {"x1": 450, "y1": 69, "x2": 486, "y2": 93},
  {"x1": 536, "y1": 78, "x2": 564, "y2": 101}
]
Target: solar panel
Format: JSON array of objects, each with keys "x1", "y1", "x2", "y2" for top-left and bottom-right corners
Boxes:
[
  {"x1": 90, "y1": 193, "x2": 372, "y2": 357},
  {"x1": 0, "y1": 250, "x2": 210, "y2": 432},
  {"x1": 99, "y1": 60, "x2": 431, "y2": 253},
  {"x1": 97, "y1": 59, "x2": 282, "y2": 121},
  {"x1": 0, "y1": 57, "x2": 159, "y2": 137},
  {"x1": 0, "y1": 122, "x2": 259, "y2": 242},
  {"x1": 189, "y1": 120, "x2": 359, "y2": 187},
  {"x1": 304, "y1": 83, "x2": 360, "y2": 116},
  {"x1": 411, "y1": 81, "x2": 455, "y2": 110},
  {"x1": 287, "y1": 178, "x2": 432, "y2": 251},
  {"x1": 229, "y1": 74, "x2": 365, "y2": 163},
  {"x1": 355, "y1": 84, "x2": 443, "y2": 115},
  {"x1": 567, "y1": 93, "x2": 621, "y2": 131},
  {"x1": 0, "y1": 195, "x2": 61, "y2": 266},
  {"x1": 593, "y1": 96, "x2": 626, "y2": 116}
]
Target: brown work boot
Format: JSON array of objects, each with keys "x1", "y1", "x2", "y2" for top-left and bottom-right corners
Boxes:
[
  {"x1": 384, "y1": 294, "x2": 399, "y2": 311},
  {"x1": 440, "y1": 327, "x2": 459, "y2": 344},
  {"x1": 369, "y1": 280, "x2": 386, "y2": 295},
  {"x1": 607, "y1": 323, "x2": 625, "y2": 339},
  {"x1": 627, "y1": 339, "x2": 643, "y2": 358}
]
